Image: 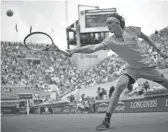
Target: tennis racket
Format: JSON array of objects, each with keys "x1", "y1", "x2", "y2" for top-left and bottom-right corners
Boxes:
[{"x1": 23, "y1": 31, "x2": 69, "y2": 56}]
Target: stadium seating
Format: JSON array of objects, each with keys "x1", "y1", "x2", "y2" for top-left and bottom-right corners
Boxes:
[{"x1": 1, "y1": 27, "x2": 168, "y2": 100}]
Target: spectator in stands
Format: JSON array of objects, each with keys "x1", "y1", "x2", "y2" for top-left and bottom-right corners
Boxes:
[
  {"x1": 102, "y1": 88, "x2": 107, "y2": 98},
  {"x1": 138, "y1": 84, "x2": 145, "y2": 95},
  {"x1": 16, "y1": 102, "x2": 20, "y2": 114},
  {"x1": 83, "y1": 97, "x2": 90, "y2": 113},
  {"x1": 143, "y1": 81, "x2": 150, "y2": 92},
  {"x1": 69, "y1": 94, "x2": 75, "y2": 103},
  {"x1": 98, "y1": 88, "x2": 103, "y2": 100},
  {"x1": 96, "y1": 87, "x2": 101, "y2": 100},
  {"x1": 46, "y1": 75, "x2": 62, "y2": 101},
  {"x1": 96, "y1": 87, "x2": 106, "y2": 100}
]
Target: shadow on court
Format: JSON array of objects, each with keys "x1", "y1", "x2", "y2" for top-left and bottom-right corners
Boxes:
[{"x1": 1, "y1": 112, "x2": 168, "y2": 132}]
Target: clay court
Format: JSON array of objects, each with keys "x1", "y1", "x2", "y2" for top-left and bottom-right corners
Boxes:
[{"x1": 1, "y1": 112, "x2": 168, "y2": 132}]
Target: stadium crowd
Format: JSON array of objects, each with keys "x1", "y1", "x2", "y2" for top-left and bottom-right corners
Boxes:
[{"x1": 1, "y1": 27, "x2": 168, "y2": 100}]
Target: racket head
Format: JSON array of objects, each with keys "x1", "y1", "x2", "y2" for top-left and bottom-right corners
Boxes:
[{"x1": 24, "y1": 32, "x2": 54, "y2": 51}]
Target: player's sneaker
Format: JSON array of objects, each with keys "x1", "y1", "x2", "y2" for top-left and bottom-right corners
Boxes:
[{"x1": 96, "y1": 118, "x2": 110, "y2": 130}]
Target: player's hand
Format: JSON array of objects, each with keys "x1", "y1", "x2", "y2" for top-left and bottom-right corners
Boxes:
[{"x1": 66, "y1": 49, "x2": 74, "y2": 57}]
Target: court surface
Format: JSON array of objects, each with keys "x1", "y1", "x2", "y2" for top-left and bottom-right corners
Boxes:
[{"x1": 1, "y1": 112, "x2": 168, "y2": 132}]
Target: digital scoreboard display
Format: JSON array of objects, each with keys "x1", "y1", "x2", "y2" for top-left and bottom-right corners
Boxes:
[{"x1": 85, "y1": 14, "x2": 110, "y2": 28}]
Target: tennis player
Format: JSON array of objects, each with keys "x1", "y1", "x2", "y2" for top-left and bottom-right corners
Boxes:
[{"x1": 66, "y1": 13, "x2": 168, "y2": 130}]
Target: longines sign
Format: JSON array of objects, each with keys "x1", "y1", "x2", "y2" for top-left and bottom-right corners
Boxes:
[
  {"x1": 95, "y1": 96, "x2": 168, "y2": 113},
  {"x1": 130, "y1": 100, "x2": 157, "y2": 109},
  {"x1": 128, "y1": 97, "x2": 168, "y2": 112}
]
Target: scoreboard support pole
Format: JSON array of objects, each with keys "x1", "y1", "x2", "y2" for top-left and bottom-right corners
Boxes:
[
  {"x1": 26, "y1": 100, "x2": 30, "y2": 115},
  {"x1": 76, "y1": 23, "x2": 81, "y2": 47}
]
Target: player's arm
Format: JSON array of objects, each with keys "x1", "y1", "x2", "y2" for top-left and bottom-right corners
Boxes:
[
  {"x1": 139, "y1": 32, "x2": 160, "y2": 52},
  {"x1": 69, "y1": 43, "x2": 106, "y2": 54},
  {"x1": 66, "y1": 37, "x2": 112, "y2": 57},
  {"x1": 139, "y1": 31, "x2": 168, "y2": 58}
]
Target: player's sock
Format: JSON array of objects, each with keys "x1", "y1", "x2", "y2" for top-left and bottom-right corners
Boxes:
[{"x1": 105, "y1": 112, "x2": 111, "y2": 123}]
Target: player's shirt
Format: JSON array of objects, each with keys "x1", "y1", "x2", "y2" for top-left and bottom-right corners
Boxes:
[{"x1": 102, "y1": 26, "x2": 156, "y2": 68}]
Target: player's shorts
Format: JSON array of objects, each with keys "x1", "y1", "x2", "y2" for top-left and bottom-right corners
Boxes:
[{"x1": 122, "y1": 66, "x2": 165, "y2": 85}]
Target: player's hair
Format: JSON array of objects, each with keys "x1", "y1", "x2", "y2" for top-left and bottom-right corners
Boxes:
[{"x1": 106, "y1": 13, "x2": 126, "y2": 29}]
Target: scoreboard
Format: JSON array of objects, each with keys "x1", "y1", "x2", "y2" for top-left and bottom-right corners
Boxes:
[
  {"x1": 67, "y1": 8, "x2": 116, "y2": 47},
  {"x1": 79, "y1": 8, "x2": 116, "y2": 33},
  {"x1": 67, "y1": 7, "x2": 116, "y2": 68}
]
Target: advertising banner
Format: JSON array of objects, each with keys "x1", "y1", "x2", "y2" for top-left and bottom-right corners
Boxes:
[
  {"x1": 126, "y1": 96, "x2": 168, "y2": 113},
  {"x1": 96, "y1": 101, "x2": 125, "y2": 113},
  {"x1": 31, "y1": 95, "x2": 168, "y2": 114},
  {"x1": 95, "y1": 95, "x2": 168, "y2": 113},
  {"x1": 1, "y1": 107, "x2": 17, "y2": 114},
  {"x1": 18, "y1": 93, "x2": 33, "y2": 100}
]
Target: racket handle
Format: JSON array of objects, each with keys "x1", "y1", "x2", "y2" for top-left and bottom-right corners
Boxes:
[{"x1": 61, "y1": 50, "x2": 71, "y2": 57}]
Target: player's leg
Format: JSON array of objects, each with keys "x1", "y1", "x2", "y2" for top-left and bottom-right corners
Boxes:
[
  {"x1": 138, "y1": 68, "x2": 168, "y2": 89},
  {"x1": 107, "y1": 75, "x2": 130, "y2": 115},
  {"x1": 96, "y1": 74, "x2": 131, "y2": 130},
  {"x1": 154, "y1": 74, "x2": 168, "y2": 89}
]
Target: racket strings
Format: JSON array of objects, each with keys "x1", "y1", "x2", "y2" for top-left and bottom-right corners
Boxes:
[
  {"x1": 27, "y1": 43, "x2": 52, "y2": 51},
  {"x1": 24, "y1": 32, "x2": 53, "y2": 51}
]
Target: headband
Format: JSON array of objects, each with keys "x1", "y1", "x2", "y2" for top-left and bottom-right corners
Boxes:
[{"x1": 106, "y1": 17, "x2": 120, "y2": 24}]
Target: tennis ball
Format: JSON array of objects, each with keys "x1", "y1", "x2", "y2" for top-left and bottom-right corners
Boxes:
[{"x1": 6, "y1": 9, "x2": 13, "y2": 17}]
